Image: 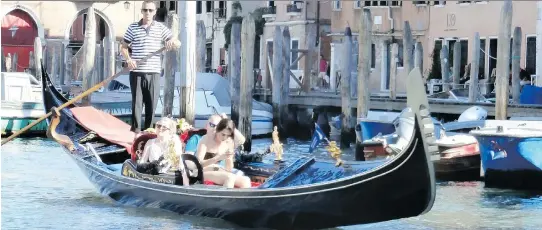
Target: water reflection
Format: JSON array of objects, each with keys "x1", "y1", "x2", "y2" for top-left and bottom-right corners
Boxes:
[{"x1": 2, "y1": 137, "x2": 542, "y2": 229}]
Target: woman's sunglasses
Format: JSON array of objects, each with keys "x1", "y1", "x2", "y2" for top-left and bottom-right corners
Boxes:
[
  {"x1": 208, "y1": 122, "x2": 217, "y2": 128},
  {"x1": 155, "y1": 124, "x2": 170, "y2": 131}
]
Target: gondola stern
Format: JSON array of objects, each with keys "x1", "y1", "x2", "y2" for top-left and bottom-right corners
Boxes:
[{"x1": 406, "y1": 67, "x2": 438, "y2": 215}]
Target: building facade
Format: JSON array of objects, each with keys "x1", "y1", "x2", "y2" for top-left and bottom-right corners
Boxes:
[
  {"x1": 260, "y1": 1, "x2": 332, "y2": 89},
  {"x1": 195, "y1": 1, "x2": 262, "y2": 73},
  {"x1": 1, "y1": 1, "x2": 159, "y2": 78},
  {"x1": 329, "y1": 1, "x2": 538, "y2": 94}
]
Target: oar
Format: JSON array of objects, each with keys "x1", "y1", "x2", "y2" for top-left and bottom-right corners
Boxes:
[{"x1": 1, "y1": 47, "x2": 166, "y2": 146}]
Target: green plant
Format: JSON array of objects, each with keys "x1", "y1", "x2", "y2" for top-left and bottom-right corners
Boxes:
[{"x1": 428, "y1": 45, "x2": 441, "y2": 81}]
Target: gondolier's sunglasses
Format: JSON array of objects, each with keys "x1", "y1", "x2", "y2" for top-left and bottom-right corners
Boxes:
[{"x1": 141, "y1": 9, "x2": 155, "y2": 13}]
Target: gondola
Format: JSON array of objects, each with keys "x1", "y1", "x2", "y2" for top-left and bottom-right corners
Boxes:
[{"x1": 41, "y1": 64, "x2": 437, "y2": 229}]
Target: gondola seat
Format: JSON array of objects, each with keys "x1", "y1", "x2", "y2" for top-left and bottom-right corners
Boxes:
[
  {"x1": 120, "y1": 154, "x2": 204, "y2": 186},
  {"x1": 130, "y1": 132, "x2": 158, "y2": 161}
]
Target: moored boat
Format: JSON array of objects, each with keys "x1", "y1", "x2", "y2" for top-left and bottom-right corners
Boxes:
[
  {"x1": 469, "y1": 120, "x2": 542, "y2": 190},
  {"x1": 354, "y1": 105, "x2": 485, "y2": 181},
  {"x1": 41, "y1": 65, "x2": 437, "y2": 229}
]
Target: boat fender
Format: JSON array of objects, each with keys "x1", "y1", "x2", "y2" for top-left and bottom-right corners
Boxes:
[{"x1": 457, "y1": 106, "x2": 488, "y2": 122}]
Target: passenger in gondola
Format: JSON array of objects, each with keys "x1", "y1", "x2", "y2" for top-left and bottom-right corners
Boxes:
[
  {"x1": 194, "y1": 118, "x2": 252, "y2": 188},
  {"x1": 137, "y1": 117, "x2": 190, "y2": 186},
  {"x1": 185, "y1": 114, "x2": 246, "y2": 156}
]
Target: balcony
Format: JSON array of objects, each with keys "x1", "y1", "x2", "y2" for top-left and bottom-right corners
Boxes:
[
  {"x1": 286, "y1": 4, "x2": 302, "y2": 16},
  {"x1": 262, "y1": 6, "x2": 276, "y2": 21}
]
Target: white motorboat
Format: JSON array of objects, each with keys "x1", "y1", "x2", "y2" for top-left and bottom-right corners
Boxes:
[{"x1": 93, "y1": 72, "x2": 273, "y2": 136}]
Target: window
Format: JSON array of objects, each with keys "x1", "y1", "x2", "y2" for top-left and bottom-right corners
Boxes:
[
  {"x1": 168, "y1": 1, "x2": 177, "y2": 11},
  {"x1": 371, "y1": 43, "x2": 375, "y2": 68},
  {"x1": 414, "y1": 1, "x2": 428, "y2": 5},
  {"x1": 291, "y1": 40, "x2": 299, "y2": 70},
  {"x1": 354, "y1": 0, "x2": 362, "y2": 8},
  {"x1": 333, "y1": 1, "x2": 341, "y2": 10},
  {"x1": 434, "y1": 40, "x2": 443, "y2": 54},
  {"x1": 395, "y1": 40, "x2": 415, "y2": 68},
  {"x1": 364, "y1": 1, "x2": 400, "y2": 7},
  {"x1": 460, "y1": 40, "x2": 468, "y2": 77},
  {"x1": 268, "y1": 1, "x2": 275, "y2": 7},
  {"x1": 196, "y1": 1, "x2": 202, "y2": 14},
  {"x1": 458, "y1": 1, "x2": 471, "y2": 4},
  {"x1": 479, "y1": 38, "x2": 486, "y2": 77},
  {"x1": 218, "y1": 1, "x2": 226, "y2": 18},
  {"x1": 526, "y1": 36, "x2": 536, "y2": 74},
  {"x1": 352, "y1": 40, "x2": 359, "y2": 69},
  {"x1": 206, "y1": 1, "x2": 212, "y2": 13},
  {"x1": 433, "y1": 1, "x2": 446, "y2": 6},
  {"x1": 82, "y1": 14, "x2": 87, "y2": 35}
]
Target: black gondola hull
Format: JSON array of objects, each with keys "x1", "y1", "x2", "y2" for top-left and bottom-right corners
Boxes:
[{"x1": 42, "y1": 66, "x2": 436, "y2": 229}]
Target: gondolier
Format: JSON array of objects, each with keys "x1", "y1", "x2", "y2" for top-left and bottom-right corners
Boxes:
[{"x1": 120, "y1": 0, "x2": 180, "y2": 133}]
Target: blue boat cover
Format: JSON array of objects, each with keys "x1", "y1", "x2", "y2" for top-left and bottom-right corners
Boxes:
[{"x1": 520, "y1": 85, "x2": 542, "y2": 105}]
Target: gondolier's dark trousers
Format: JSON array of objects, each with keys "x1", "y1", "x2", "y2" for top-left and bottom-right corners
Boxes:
[{"x1": 129, "y1": 71, "x2": 160, "y2": 132}]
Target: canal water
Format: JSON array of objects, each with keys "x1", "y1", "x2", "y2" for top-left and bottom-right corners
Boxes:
[{"x1": 2, "y1": 137, "x2": 542, "y2": 230}]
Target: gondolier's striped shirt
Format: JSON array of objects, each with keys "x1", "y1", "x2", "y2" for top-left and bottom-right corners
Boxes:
[{"x1": 123, "y1": 20, "x2": 172, "y2": 74}]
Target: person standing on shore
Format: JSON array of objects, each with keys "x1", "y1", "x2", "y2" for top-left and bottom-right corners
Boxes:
[{"x1": 120, "y1": 0, "x2": 180, "y2": 133}]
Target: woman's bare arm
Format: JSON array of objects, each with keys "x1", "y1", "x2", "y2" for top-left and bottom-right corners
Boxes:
[{"x1": 224, "y1": 142, "x2": 235, "y2": 172}]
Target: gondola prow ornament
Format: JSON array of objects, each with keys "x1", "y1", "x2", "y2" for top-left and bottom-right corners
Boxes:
[
  {"x1": 269, "y1": 126, "x2": 284, "y2": 163},
  {"x1": 325, "y1": 141, "x2": 344, "y2": 167}
]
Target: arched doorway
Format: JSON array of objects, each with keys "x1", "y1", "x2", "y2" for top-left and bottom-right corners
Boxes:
[
  {"x1": 64, "y1": 8, "x2": 114, "y2": 81},
  {"x1": 1, "y1": 9, "x2": 39, "y2": 72}
]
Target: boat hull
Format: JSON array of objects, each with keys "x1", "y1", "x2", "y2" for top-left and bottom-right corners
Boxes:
[
  {"x1": 433, "y1": 154, "x2": 481, "y2": 182},
  {"x1": 476, "y1": 135, "x2": 542, "y2": 190},
  {"x1": 358, "y1": 121, "x2": 396, "y2": 141},
  {"x1": 42, "y1": 63, "x2": 436, "y2": 229},
  {"x1": 1, "y1": 101, "x2": 47, "y2": 135}
]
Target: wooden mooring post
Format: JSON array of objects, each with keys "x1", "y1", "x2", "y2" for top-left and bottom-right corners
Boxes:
[
  {"x1": 34, "y1": 37, "x2": 43, "y2": 81},
  {"x1": 452, "y1": 42, "x2": 461, "y2": 89},
  {"x1": 281, "y1": 27, "x2": 291, "y2": 130},
  {"x1": 414, "y1": 41, "x2": 423, "y2": 71},
  {"x1": 162, "y1": 12, "x2": 179, "y2": 117},
  {"x1": 196, "y1": 20, "x2": 206, "y2": 73},
  {"x1": 239, "y1": 14, "x2": 256, "y2": 151},
  {"x1": 403, "y1": 21, "x2": 414, "y2": 74},
  {"x1": 271, "y1": 26, "x2": 285, "y2": 135},
  {"x1": 11, "y1": 53, "x2": 18, "y2": 73},
  {"x1": 469, "y1": 33, "x2": 481, "y2": 103},
  {"x1": 230, "y1": 22, "x2": 242, "y2": 127},
  {"x1": 179, "y1": 1, "x2": 197, "y2": 124},
  {"x1": 389, "y1": 43, "x2": 399, "y2": 100},
  {"x1": 440, "y1": 45, "x2": 450, "y2": 91},
  {"x1": 355, "y1": 9, "x2": 372, "y2": 158},
  {"x1": 495, "y1": 0, "x2": 512, "y2": 120},
  {"x1": 340, "y1": 26, "x2": 353, "y2": 148},
  {"x1": 302, "y1": 24, "x2": 317, "y2": 92},
  {"x1": 357, "y1": 9, "x2": 372, "y2": 119},
  {"x1": 511, "y1": 27, "x2": 522, "y2": 104},
  {"x1": 81, "y1": 6, "x2": 96, "y2": 105}
]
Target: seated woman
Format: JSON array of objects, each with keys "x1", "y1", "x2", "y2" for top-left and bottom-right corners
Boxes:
[
  {"x1": 194, "y1": 118, "x2": 252, "y2": 188},
  {"x1": 138, "y1": 117, "x2": 190, "y2": 186},
  {"x1": 185, "y1": 113, "x2": 246, "y2": 155}
]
